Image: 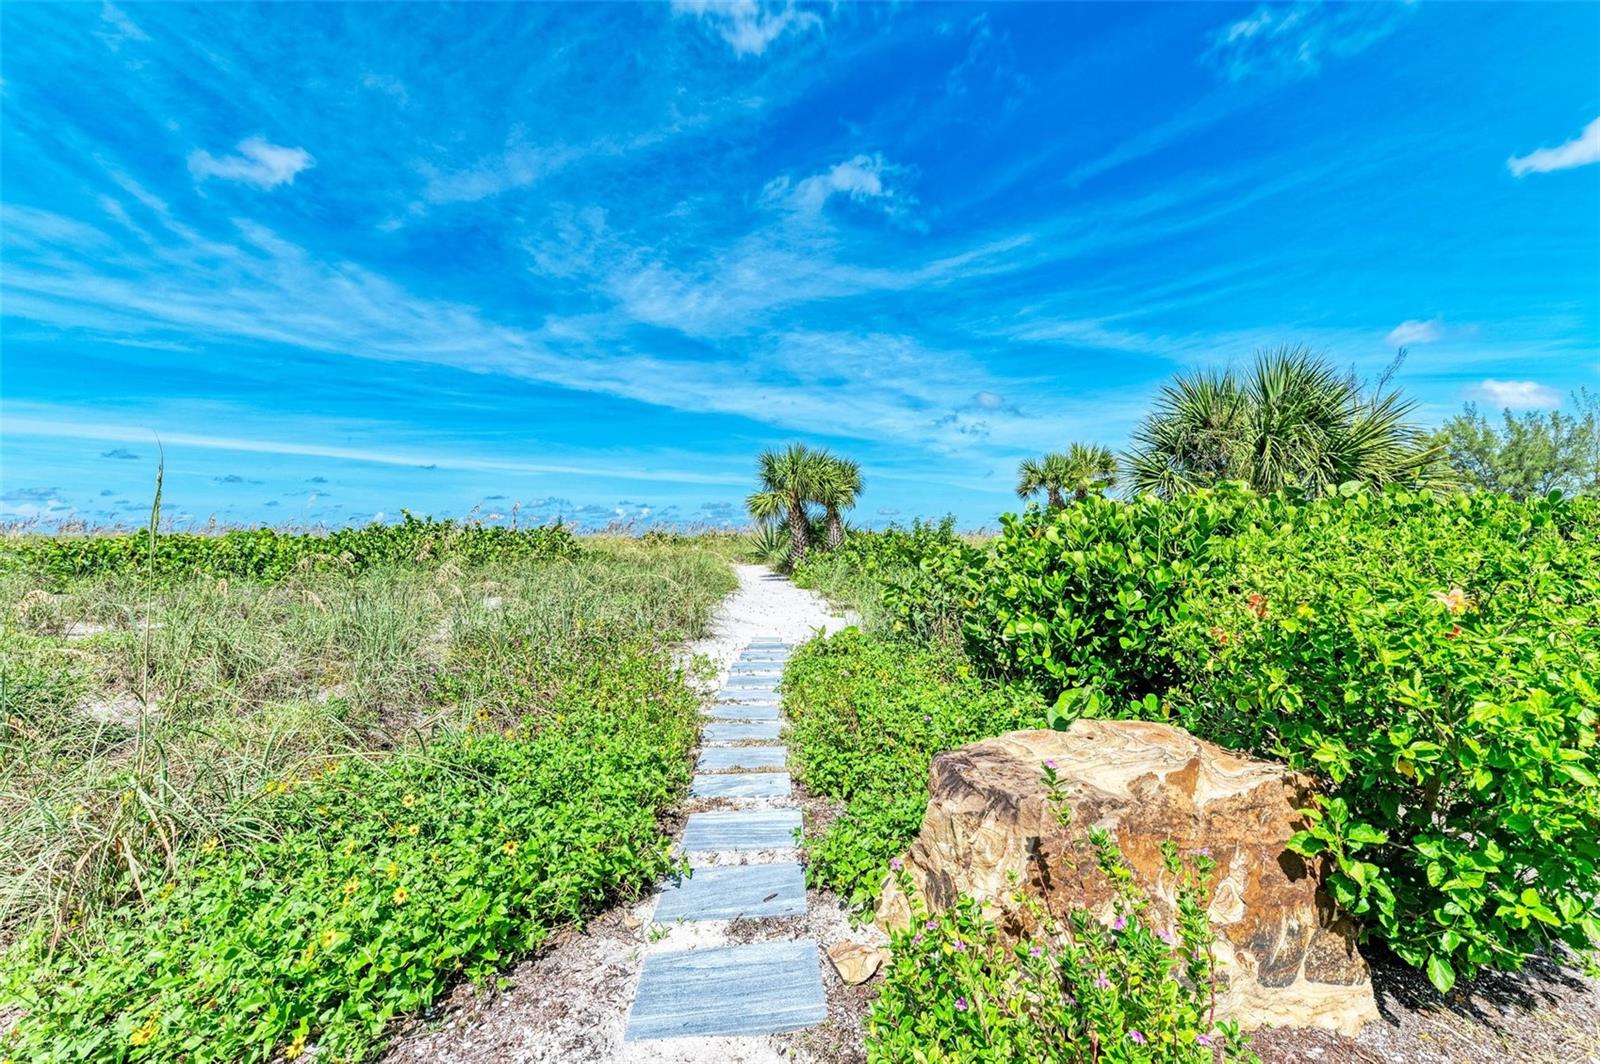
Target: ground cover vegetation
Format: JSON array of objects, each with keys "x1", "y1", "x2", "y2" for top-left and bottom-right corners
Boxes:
[
  {"x1": 780, "y1": 349, "x2": 1599, "y2": 1057},
  {"x1": 0, "y1": 521, "x2": 736, "y2": 1062}
]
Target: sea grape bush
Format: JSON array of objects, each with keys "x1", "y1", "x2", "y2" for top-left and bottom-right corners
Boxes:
[
  {"x1": 868, "y1": 818, "x2": 1255, "y2": 1063},
  {"x1": 0, "y1": 639, "x2": 699, "y2": 1063},
  {"x1": 819, "y1": 486, "x2": 1600, "y2": 991},
  {"x1": 1163, "y1": 488, "x2": 1600, "y2": 990},
  {"x1": 782, "y1": 630, "x2": 1047, "y2": 908},
  {"x1": 0, "y1": 513, "x2": 579, "y2": 586}
]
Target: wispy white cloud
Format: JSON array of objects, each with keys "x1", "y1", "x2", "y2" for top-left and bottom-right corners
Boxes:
[
  {"x1": 762, "y1": 153, "x2": 921, "y2": 226},
  {"x1": 671, "y1": 0, "x2": 822, "y2": 58},
  {"x1": 97, "y1": 2, "x2": 148, "y2": 50},
  {"x1": 188, "y1": 137, "x2": 314, "y2": 189},
  {"x1": 1386, "y1": 318, "x2": 1443, "y2": 346},
  {"x1": 1203, "y1": 2, "x2": 1411, "y2": 83},
  {"x1": 3, "y1": 411, "x2": 748, "y2": 486},
  {"x1": 1507, "y1": 117, "x2": 1600, "y2": 177},
  {"x1": 1472, "y1": 379, "x2": 1561, "y2": 409}
]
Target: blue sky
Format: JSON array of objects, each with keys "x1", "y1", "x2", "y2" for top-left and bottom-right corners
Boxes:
[{"x1": 2, "y1": 2, "x2": 1597, "y2": 530}]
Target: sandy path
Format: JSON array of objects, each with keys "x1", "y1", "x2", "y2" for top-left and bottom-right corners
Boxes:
[{"x1": 383, "y1": 564, "x2": 868, "y2": 1064}]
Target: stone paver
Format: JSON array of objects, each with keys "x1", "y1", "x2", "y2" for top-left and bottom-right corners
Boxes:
[
  {"x1": 705, "y1": 702, "x2": 780, "y2": 721},
  {"x1": 652, "y1": 862, "x2": 806, "y2": 923},
  {"x1": 681, "y1": 805, "x2": 801, "y2": 852},
  {"x1": 697, "y1": 745, "x2": 787, "y2": 772},
  {"x1": 703, "y1": 721, "x2": 782, "y2": 743},
  {"x1": 690, "y1": 771, "x2": 790, "y2": 798},
  {"x1": 625, "y1": 940, "x2": 826, "y2": 1040},
  {"x1": 626, "y1": 636, "x2": 822, "y2": 1046}
]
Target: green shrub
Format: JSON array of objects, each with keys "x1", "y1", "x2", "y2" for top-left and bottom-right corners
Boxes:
[
  {"x1": 783, "y1": 630, "x2": 1046, "y2": 908},
  {"x1": 869, "y1": 801, "x2": 1255, "y2": 1063},
  {"x1": 0, "y1": 513, "x2": 579, "y2": 587},
  {"x1": 1162, "y1": 488, "x2": 1600, "y2": 990},
  {"x1": 821, "y1": 487, "x2": 1600, "y2": 991},
  {"x1": 794, "y1": 518, "x2": 983, "y2": 640},
  {"x1": 0, "y1": 639, "x2": 698, "y2": 1063}
]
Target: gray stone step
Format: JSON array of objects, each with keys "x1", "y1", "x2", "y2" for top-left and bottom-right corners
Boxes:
[
  {"x1": 725, "y1": 674, "x2": 781, "y2": 686},
  {"x1": 653, "y1": 862, "x2": 806, "y2": 923},
  {"x1": 703, "y1": 721, "x2": 782, "y2": 743},
  {"x1": 728, "y1": 665, "x2": 784, "y2": 676},
  {"x1": 714, "y1": 690, "x2": 779, "y2": 705},
  {"x1": 626, "y1": 939, "x2": 825, "y2": 1040},
  {"x1": 691, "y1": 771, "x2": 790, "y2": 798},
  {"x1": 697, "y1": 745, "x2": 787, "y2": 772},
  {"x1": 682, "y1": 808, "x2": 802, "y2": 852},
  {"x1": 705, "y1": 702, "x2": 780, "y2": 721}
]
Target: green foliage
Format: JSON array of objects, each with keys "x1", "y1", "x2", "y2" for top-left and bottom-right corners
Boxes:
[
  {"x1": 1162, "y1": 487, "x2": 1600, "y2": 990},
  {"x1": 1432, "y1": 393, "x2": 1599, "y2": 499},
  {"x1": 1, "y1": 639, "x2": 700, "y2": 1063},
  {"x1": 820, "y1": 486, "x2": 1600, "y2": 991},
  {"x1": 0, "y1": 513, "x2": 579, "y2": 587},
  {"x1": 868, "y1": 825, "x2": 1255, "y2": 1064},
  {"x1": 782, "y1": 630, "x2": 1046, "y2": 908},
  {"x1": 1126, "y1": 346, "x2": 1439, "y2": 498}
]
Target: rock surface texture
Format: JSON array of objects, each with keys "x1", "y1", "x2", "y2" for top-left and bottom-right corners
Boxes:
[{"x1": 876, "y1": 721, "x2": 1378, "y2": 1036}]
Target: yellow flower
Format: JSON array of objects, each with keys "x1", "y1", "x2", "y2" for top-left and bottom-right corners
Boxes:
[
  {"x1": 129, "y1": 1018, "x2": 158, "y2": 1047},
  {"x1": 408, "y1": 824, "x2": 420, "y2": 836},
  {"x1": 385, "y1": 861, "x2": 399, "y2": 880},
  {"x1": 69, "y1": 803, "x2": 87, "y2": 819},
  {"x1": 502, "y1": 840, "x2": 520, "y2": 856},
  {"x1": 343, "y1": 877, "x2": 362, "y2": 896},
  {"x1": 320, "y1": 928, "x2": 338, "y2": 949},
  {"x1": 285, "y1": 1031, "x2": 308, "y2": 1060},
  {"x1": 202, "y1": 836, "x2": 220, "y2": 854},
  {"x1": 1432, "y1": 586, "x2": 1473, "y2": 615},
  {"x1": 159, "y1": 883, "x2": 176, "y2": 900},
  {"x1": 392, "y1": 886, "x2": 410, "y2": 906},
  {"x1": 344, "y1": 840, "x2": 358, "y2": 856},
  {"x1": 402, "y1": 793, "x2": 417, "y2": 808}
]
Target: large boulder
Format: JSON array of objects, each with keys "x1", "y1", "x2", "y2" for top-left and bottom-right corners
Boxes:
[{"x1": 876, "y1": 721, "x2": 1377, "y2": 1036}]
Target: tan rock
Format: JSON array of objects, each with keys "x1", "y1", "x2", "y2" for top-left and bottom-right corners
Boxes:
[
  {"x1": 876, "y1": 721, "x2": 1377, "y2": 1036},
  {"x1": 827, "y1": 940, "x2": 888, "y2": 985}
]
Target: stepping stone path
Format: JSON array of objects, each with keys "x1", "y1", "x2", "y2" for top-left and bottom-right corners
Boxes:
[{"x1": 625, "y1": 638, "x2": 828, "y2": 1044}]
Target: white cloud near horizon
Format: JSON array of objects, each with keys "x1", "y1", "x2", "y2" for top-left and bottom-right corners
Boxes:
[
  {"x1": 1386, "y1": 318, "x2": 1443, "y2": 346},
  {"x1": 188, "y1": 137, "x2": 314, "y2": 189},
  {"x1": 671, "y1": 0, "x2": 821, "y2": 58},
  {"x1": 1473, "y1": 379, "x2": 1561, "y2": 409},
  {"x1": 1507, "y1": 117, "x2": 1600, "y2": 177}
]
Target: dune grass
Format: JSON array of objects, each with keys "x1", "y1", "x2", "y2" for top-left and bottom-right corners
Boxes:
[{"x1": 0, "y1": 536, "x2": 736, "y2": 1061}]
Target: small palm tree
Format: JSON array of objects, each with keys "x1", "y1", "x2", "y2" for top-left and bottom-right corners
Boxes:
[
  {"x1": 1016, "y1": 453, "x2": 1069, "y2": 508},
  {"x1": 1017, "y1": 444, "x2": 1117, "y2": 508},
  {"x1": 1127, "y1": 345, "x2": 1439, "y2": 497},
  {"x1": 815, "y1": 456, "x2": 863, "y2": 550},
  {"x1": 747, "y1": 444, "x2": 827, "y2": 566}
]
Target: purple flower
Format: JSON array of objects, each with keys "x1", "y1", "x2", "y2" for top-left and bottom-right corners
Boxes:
[
  {"x1": 1128, "y1": 1030, "x2": 1146, "y2": 1045},
  {"x1": 890, "y1": 858, "x2": 903, "y2": 871},
  {"x1": 1044, "y1": 758, "x2": 1058, "y2": 769},
  {"x1": 1112, "y1": 914, "x2": 1127, "y2": 931},
  {"x1": 952, "y1": 939, "x2": 967, "y2": 952},
  {"x1": 1196, "y1": 1034, "x2": 1214, "y2": 1047},
  {"x1": 925, "y1": 920, "x2": 938, "y2": 931},
  {"x1": 912, "y1": 933, "x2": 924, "y2": 946},
  {"x1": 1029, "y1": 945, "x2": 1043, "y2": 957},
  {"x1": 954, "y1": 997, "x2": 968, "y2": 1012},
  {"x1": 1157, "y1": 928, "x2": 1175, "y2": 945},
  {"x1": 1094, "y1": 972, "x2": 1112, "y2": 989}
]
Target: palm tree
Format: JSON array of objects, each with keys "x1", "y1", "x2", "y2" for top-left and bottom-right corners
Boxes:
[
  {"x1": 814, "y1": 456, "x2": 863, "y2": 549},
  {"x1": 1127, "y1": 345, "x2": 1439, "y2": 498},
  {"x1": 747, "y1": 444, "x2": 827, "y2": 566},
  {"x1": 1016, "y1": 453, "x2": 1070, "y2": 508},
  {"x1": 1017, "y1": 444, "x2": 1117, "y2": 508}
]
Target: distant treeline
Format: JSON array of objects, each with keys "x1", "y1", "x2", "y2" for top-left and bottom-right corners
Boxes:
[{"x1": 0, "y1": 513, "x2": 579, "y2": 585}]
